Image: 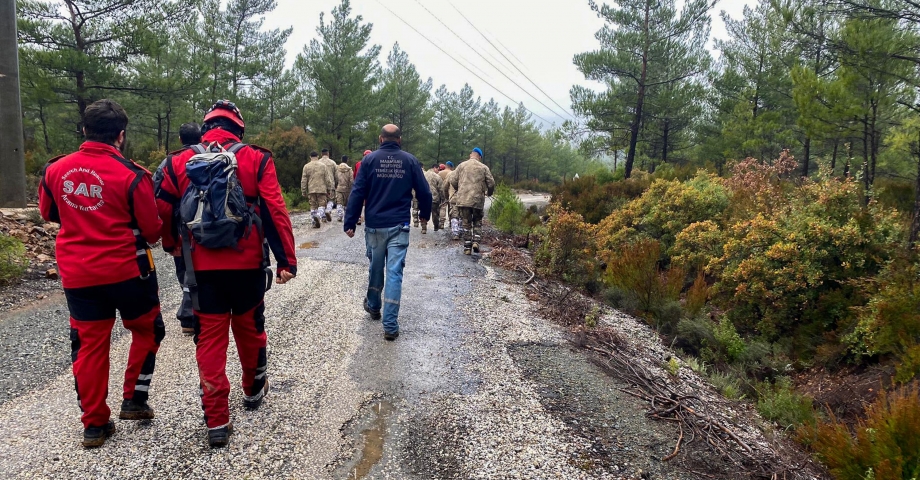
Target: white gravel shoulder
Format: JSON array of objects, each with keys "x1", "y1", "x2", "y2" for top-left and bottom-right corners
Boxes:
[{"x1": 419, "y1": 262, "x2": 612, "y2": 480}]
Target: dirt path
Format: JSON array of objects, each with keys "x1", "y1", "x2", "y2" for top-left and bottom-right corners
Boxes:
[{"x1": 0, "y1": 210, "x2": 751, "y2": 479}]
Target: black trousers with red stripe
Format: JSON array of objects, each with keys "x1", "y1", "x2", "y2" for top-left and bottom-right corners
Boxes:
[
  {"x1": 193, "y1": 269, "x2": 268, "y2": 429},
  {"x1": 65, "y1": 274, "x2": 164, "y2": 429}
]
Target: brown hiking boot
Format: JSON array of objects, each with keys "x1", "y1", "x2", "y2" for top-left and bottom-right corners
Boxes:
[
  {"x1": 119, "y1": 399, "x2": 155, "y2": 420},
  {"x1": 82, "y1": 421, "x2": 115, "y2": 448},
  {"x1": 208, "y1": 423, "x2": 233, "y2": 448}
]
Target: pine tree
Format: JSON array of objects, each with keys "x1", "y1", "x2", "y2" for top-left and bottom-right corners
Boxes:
[
  {"x1": 379, "y1": 43, "x2": 433, "y2": 154},
  {"x1": 573, "y1": 0, "x2": 713, "y2": 178},
  {"x1": 294, "y1": 0, "x2": 380, "y2": 157},
  {"x1": 17, "y1": 0, "x2": 191, "y2": 125},
  {"x1": 429, "y1": 85, "x2": 461, "y2": 163}
]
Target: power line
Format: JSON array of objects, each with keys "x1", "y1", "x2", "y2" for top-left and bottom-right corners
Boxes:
[
  {"x1": 374, "y1": 0, "x2": 553, "y2": 125},
  {"x1": 447, "y1": 0, "x2": 575, "y2": 121},
  {"x1": 410, "y1": 0, "x2": 571, "y2": 122}
]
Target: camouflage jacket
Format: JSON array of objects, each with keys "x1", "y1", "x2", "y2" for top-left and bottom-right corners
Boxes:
[
  {"x1": 319, "y1": 156, "x2": 337, "y2": 190},
  {"x1": 448, "y1": 157, "x2": 495, "y2": 210},
  {"x1": 425, "y1": 168, "x2": 443, "y2": 203},
  {"x1": 335, "y1": 163, "x2": 354, "y2": 193},
  {"x1": 301, "y1": 160, "x2": 332, "y2": 195}
]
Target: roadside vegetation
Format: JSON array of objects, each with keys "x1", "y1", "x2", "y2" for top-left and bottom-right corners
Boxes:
[{"x1": 0, "y1": 233, "x2": 27, "y2": 285}]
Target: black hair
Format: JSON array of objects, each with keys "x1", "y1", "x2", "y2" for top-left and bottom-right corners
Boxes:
[
  {"x1": 431, "y1": 163, "x2": 440, "y2": 169},
  {"x1": 179, "y1": 122, "x2": 202, "y2": 146},
  {"x1": 201, "y1": 117, "x2": 243, "y2": 139},
  {"x1": 321, "y1": 148, "x2": 329, "y2": 153},
  {"x1": 83, "y1": 99, "x2": 128, "y2": 145},
  {"x1": 380, "y1": 125, "x2": 402, "y2": 142},
  {"x1": 310, "y1": 151, "x2": 319, "y2": 158},
  {"x1": 342, "y1": 155, "x2": 349, "y2": 162}
]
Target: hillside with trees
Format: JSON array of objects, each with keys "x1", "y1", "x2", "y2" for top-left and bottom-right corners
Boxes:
[
  {"x1": 9, "y1": 0, "x2": 920, "y2": 477},
  {"x1": 15, "y1": 0, "x2": 598, "y2": 195}
]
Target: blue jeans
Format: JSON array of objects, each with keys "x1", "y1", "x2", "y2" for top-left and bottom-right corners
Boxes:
[{"x1": 364, "y1": 225, "x2": 410, "y2": 334}]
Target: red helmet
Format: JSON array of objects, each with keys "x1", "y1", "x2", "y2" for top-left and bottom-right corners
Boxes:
[
  {"x1": 363, "y1": 149, "x2": 372, "y2": 156},
  {"x1": 439, "y1": 163, "x2": 447, "y2": 171},
  {"x1": 203, "y1": 100, "x2": 245, "y2": 129}
]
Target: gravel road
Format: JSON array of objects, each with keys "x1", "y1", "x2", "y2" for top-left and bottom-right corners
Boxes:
[{"x1": 0, "y1": 209, "x2": 703, "y2": 479}]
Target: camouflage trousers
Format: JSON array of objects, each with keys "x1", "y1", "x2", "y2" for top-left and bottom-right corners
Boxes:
[
  {"x1": 458, "y1": 207, "x2": 484, "y2": 247},
  {"x1": 438, "y1": 202, "x2": 449, "y2": 227},
  {"x1": 307, "y1": 193, "x2": 327, "y2": 212}
]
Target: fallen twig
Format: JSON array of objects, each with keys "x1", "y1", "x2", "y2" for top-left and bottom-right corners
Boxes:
[{"x1": 662, "y1": 419, "x2": 683, "y2": 461}]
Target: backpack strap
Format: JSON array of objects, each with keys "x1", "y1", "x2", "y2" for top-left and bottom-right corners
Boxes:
[
  {"x1": 111, "y1": 153, "x2": 156, "y2": 280},
  {"x1": 181, "y1": 233, "x2": 200, "y2": 311},
  {"x1": 189, "y1": 143, "x2": 207, "y2": 155},
  {"x1": 226, "y1": 142, "x2": 246, "y2": 154}
]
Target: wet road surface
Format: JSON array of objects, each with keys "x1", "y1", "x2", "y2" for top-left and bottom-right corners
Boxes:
[{"x1": 0, "y1": 205, "x2": 701, "y2": 479}]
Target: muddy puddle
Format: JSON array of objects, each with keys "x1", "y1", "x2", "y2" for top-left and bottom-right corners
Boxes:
[{"x1": 336, "y1": 400, "x2": 395, "y2": 479}]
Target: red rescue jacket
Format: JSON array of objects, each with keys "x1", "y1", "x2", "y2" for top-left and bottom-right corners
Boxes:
[
  {"x1": 39, "y1": 142, "x2": 162, "y2": 289},
  {"x1": 156, "y1": 129, "x2": 297, "y2": 276}
]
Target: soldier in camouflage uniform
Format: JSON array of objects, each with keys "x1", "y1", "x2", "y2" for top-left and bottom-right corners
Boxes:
[
  {"x1": 301, "y1": 151, "x2": 333, "y2": 228},
  {"x1": 335, "y1": 156, "x2": 354, "y2": 222},
  {"x1": 438, "y1": 162, "x2": 458, "y2": 237},
  {"x1": 422, "y1": 163, "x2": 443, "y2": 234},
  {"x1": 319, "y1": 148, "x2": 337, "y2": 220},
  {"x1": 448, "y1": 148, "x2": 495, "y2": 255}
]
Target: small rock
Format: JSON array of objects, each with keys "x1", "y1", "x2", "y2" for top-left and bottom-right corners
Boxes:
[{"x1": 45, "y1": 269, "x2": 59, "y2": 280}]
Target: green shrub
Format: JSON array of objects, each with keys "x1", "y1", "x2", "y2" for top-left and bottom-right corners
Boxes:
[
  {"x1": 0, "y1": 233, "x2": 27, "y2": 285},
  {"x1": 595, "y1": 172, "x2": 729, "y2": 258},
  {"x1": 809, "y1": 382, "x2": 920, "y2": 480},
  {"x1": 251, "y1": 126, "x2": 318, "y2": 192},
  {"x1": 489, "y1": 184, "x2": 536, "y2": 234},
  {"x1": 756, "y1": 376, "x2": 816, "y2": 429},
  {"x1": 282, "y1": 189, "x2": 309, "y2": 212},
  {"x1": 675, "y1": 316, "x2": 717, "y2": 357},
  {"x1": 714, "y1": 316, "x2": 747, "y2": 363},
  {"x1": 552, "y1": 175, "x2": 651, "y2": 224},
  {"x1": 847, "y1": 253, "x2": 920, "y2": 380},
  {"x1": 709, "y1": 369, "x2": 745, "y2": 400},
  {"x1": 510, "y1": 179, "x2": 556, "y2": 194},
  {"x1": 603, "y1": 239, "x2": 683, "y2": 314},
  {"x1": 535, "y1": 205, "x2": 597, "y2": 288},
  {"x1": 602, "y1": 287, "x2": 640, "y2": 315},
  {"x1": 716, "y1": 177, "x2": 904, "y2": 346},
  {"x1": 647, "y1": 300, "x2": 683, "y2": 334}
]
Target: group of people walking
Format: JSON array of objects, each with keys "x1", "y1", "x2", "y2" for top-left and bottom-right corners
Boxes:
[
  {"x1": 37, "y1": 97, "x2": 495, "y2": 452},
  {"x1": 318, "y1": 145, "x2": 496, "y2": 256}
]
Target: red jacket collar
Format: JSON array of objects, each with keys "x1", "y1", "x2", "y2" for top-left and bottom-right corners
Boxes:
[
  {"x1": 202, "y1": 128, "x2": 242, "y2": 146},
  {"x1": 79, "y1": 141, "x2": 123, "y2": 157}
]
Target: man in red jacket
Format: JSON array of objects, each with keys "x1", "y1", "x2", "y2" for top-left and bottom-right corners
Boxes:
[
  {"x1": 156, "y1": 100, "x2": 297, "y2": 448},
  {"x1": 39, "y1": 99, "x2": 164, "y2": 448}
]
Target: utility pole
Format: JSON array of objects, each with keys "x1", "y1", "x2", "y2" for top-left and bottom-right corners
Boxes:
[{"x1": 0, "y1": 0, "x2": 27, "y2": 208}]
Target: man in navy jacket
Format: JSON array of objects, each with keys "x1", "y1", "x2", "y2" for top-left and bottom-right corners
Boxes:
[{"x1": 344, "y1": 124, "x2": 432, "y2": 340}]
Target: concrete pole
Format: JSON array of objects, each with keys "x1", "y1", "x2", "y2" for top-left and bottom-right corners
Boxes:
[{"x1": 0, "y1": 0, "x2": 27, "y2": 208}]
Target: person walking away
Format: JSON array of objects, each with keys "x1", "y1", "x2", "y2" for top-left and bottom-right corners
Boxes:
[
  {"x1": 335, "y1": 156, "x2": 354, "y2": 222},
  {"x1": 154, "y1": 122, "x2": 202, "y2": 335},
  {"x1": 423, "y1": 163, "x2": 443, "y2": 234},
  {"x1": 438, "y1": 161, "x2": 458, "y2": 237},
  {"x1": 440, "y1": 163, "x2": 450, "y2": 230},
  {"x1": 449, "y1": 148, "x2": 495, "y2": 255},
  {"x1": 156, "y1": 100, "x2": 298, "y2": 448},
  {"x1": 302, "y1": 151, "x2": 333, "y2": 228},
  {"x1": 39, "y1": 99, "x2": 164, "y2": 448},
  {"x1": 344, "y1": 125, "x2": 432, "y2": 341},
  {"x1": 319, "y1": 148, "x2": 337, "y2": 220},
  {"x1": 353, "y1": 149, "x2": 372, "y2": 225}
]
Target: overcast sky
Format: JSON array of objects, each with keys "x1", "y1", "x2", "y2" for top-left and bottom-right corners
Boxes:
[{"x1": 263, "y1": 0, "x2": 757, "y2": 128}]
